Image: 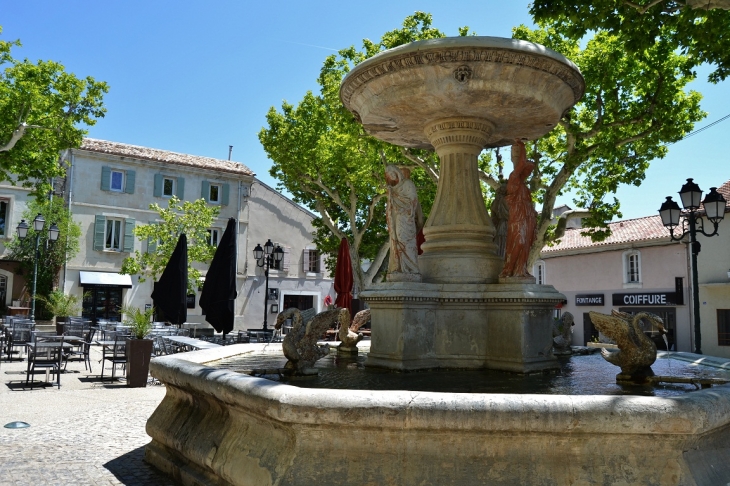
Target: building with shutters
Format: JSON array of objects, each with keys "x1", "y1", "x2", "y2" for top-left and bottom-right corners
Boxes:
[{"x1": 0, "y1": 138, "x2": 334, "y2": 330}]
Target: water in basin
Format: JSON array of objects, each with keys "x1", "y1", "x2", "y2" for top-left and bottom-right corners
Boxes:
[{"x1": 210, "y1": 351, "x2": 728, "y2": 397}]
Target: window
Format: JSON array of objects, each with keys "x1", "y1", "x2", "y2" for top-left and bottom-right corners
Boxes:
[
  {"x1": 101, "y1": 166, "x2": 135, "y2": 194},
  {"x1": 209, "y1": 184, "x2": 220, "y2": 204},
  {"x1": 105, "y1": 218, "x2": 123, "y2": 251},
  {"x1": 207, "y1": 228, "x2": 220, "y2": 247},
  {"x1": 163, "y1": 177, "x2": 175, "y2": 197},
  {"x1": 303, "y1": 249, "x2": 320, "y2": 273},
  {"x1": 622, "y1": 250, "x2": 642, "y2": 287},
  {"x1": 94, "y1": 215, "x2": 135, "y2": 252},
  {"x1": 718, "y1": 310, "x2": 730, "y2": 346},
  {"x1": 201, "y1": 180, "x2": 229, "y2": 205},
  {"x1": 110, "y1": 170, "x2": 124, "y2": 192},
  {"x1": 533, "y1": 260, "x2": 545, "y2": 285},
  {"x1": 0, "y1": 199, "x2": 8, "y2": 236}
]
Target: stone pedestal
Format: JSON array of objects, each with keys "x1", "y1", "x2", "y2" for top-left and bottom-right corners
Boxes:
[{"x1": 360, "y1": 282, "x2": 564, "y2": 372}]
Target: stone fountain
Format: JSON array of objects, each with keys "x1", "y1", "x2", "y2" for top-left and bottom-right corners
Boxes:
[
  {"x1": 340, "y1": 36, "x2": 583, "y2": 372},
  {"x1": 144, "y1": 37, "x2": 730, "y2": 486}
]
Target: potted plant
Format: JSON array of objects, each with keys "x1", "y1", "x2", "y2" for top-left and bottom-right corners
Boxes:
[
  {"x1": 122, "y1": 305, "x2": 155, "y2": 388},
  {"x1": 36, "y1": 290, "x2": 84, "y2": 333}
]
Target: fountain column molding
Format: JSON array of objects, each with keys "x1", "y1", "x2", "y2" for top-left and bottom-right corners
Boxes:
[{"x1": 420, "y1": 117, "x2": 503, "y2": 284}]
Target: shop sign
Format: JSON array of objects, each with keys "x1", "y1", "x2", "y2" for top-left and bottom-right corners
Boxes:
[
  {"x1": 612, "y1": 292, "x2": 677, "y2": 306},
  {"x1": 575, "y1": 294, "x2": 605, "y2": 306}
]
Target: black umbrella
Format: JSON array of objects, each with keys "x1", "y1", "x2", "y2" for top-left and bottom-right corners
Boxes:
[
  {"x1": 151, "y1": 233, "x2": 188, "y2": 325},
  {"x1": 200, "y1": 218, "x2": 237, "y2": 335}
]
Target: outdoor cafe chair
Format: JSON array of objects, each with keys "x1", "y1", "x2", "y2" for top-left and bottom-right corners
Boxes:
[
  {"x1": 65, "y1": 327, "x2": 94, "y2": 372},
  {"x1": 25, "y1": 334, "x2": 65, "y2": 388},
  {"x1": 6, "y1": 322, "x2": 33, "y2": 361},
  {"x1": 100, "y1": 332, "x2": 127, "y2": 381}
]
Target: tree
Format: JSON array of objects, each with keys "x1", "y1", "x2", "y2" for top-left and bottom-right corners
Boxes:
[
  {"x1": 6, "y1": 196, "x2": 82, "y2": 318},
  {"x1": 530, "y1": 0, "x2": 730, "y2": 83},
  {"x1": 0, "y1": 27, "x2": 108, "y2": 194},
  {"x1": 120, "y1": 197, "x2": 220, "y2": 292},
  {"x1": 260, "y1": 13, "x2": 449, "y2": 291}
]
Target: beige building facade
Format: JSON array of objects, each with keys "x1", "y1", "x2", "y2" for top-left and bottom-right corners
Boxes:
[{"x1": 0, "y1": 138, "x2": 333, "y2": 330}]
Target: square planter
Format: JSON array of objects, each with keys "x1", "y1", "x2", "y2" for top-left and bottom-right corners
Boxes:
[{"x1": 126, "y1": 338, "x2": 153, "y2": 387}]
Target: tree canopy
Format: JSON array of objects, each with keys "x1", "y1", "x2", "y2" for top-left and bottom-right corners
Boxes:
[
  {"x1": 259, "y1": 12, "x2": 444, "y2": 291},
  {"x1": 261, "y1": 12, "x2": 706, "y2": 288},
  {"x1": 0, "y1": 27, "x2": 108, "y2": 194},
  {"x1": 120, "y1": 197, "x2": 219, "y2": 292},
  {"x1": 530, "y1": 0, "x2": 730, "y2": 83},
  {"x1": 6, "y1": 196, "x2": 81, "y2": 318}
]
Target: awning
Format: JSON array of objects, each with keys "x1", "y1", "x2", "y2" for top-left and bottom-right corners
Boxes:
[{"x1": 79, "y1": 271, "x2": 133, "y2": 288}]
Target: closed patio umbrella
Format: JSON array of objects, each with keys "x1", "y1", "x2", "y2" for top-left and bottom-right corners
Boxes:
[
  {"x1": 151, "y1": 233, "x2": 188, "y2": 326},
  {"x1": 334, "y1": 237, "x2": 353, "y2": 313},
  {"x1": 199, "y1": 218, "x2": 237, "y2": 336}
]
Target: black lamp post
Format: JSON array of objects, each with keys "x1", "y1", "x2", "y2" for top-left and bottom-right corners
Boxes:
[
  {"x1": 659, "y1": 178, "x2": 726, "y2": 354},
  {"x1": 253, "y1": 239, "x2": 284, "y2": 331},
  {"x1": 17, "y1": 214, "x2": 60, "y2": 322}
]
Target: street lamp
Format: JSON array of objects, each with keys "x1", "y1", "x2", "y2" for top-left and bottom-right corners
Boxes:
[
  {"x1": 17, "y1": 214, "x2": 60, "y2": 322},
  {"x1": 253, "y1": 239, "x2": 284, "y2": 331},
  {"x1": 659, "y1": 178, "x2": 726, "y2": 354}
]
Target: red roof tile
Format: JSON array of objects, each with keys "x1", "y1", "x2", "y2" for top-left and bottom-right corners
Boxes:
[
  {"x1": 543, "y1": 215, "x2": 670, "y2": 253},
  {"x1": 79, "y1": 138, "x2": 255, "y2": 176}
]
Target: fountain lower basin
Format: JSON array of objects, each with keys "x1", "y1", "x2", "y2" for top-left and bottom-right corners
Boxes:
[{"x1": 145, "y1": 344, "x2": 730, "y2": 486}]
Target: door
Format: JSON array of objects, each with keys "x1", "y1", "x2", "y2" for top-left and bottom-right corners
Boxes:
[
  {"x1": 282, "y1": 294, "x2": 314, "y2": 311},
  {"x1": 583, "y1": 313, "x2": 599, "y2": 345},
  {"x1": 82, "y1": 287, "x2": 123, "y2": 322}
]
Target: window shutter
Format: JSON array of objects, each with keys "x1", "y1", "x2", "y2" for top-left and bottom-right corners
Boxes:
[
  {"x1": 201, "y1": 180, "x2": 210, "y2": 202},
  {"x1": 153, "y1": 174, "x2": 163, "y2": 197},
  {"x1": 101, "y1": 167, "x2": 111, "y2": 191},
  {"x1": 282, "y1": 246, "x2": 291, "y2": 272},
  {"x1": 222, "y1": 183, "x2": 230, "y2": 206},
  {"x1": 125, "y1": 170, "x2": 136, "y2": 194},
  {"x1": 302, "y1": 249, "x2": 310, "y2": 272},
  {"x1": 147, "y1": 223, "x2": 157, "y2": 253},
  {"x1": 176, "y1": 177, "x2": 185, "y2": 199},
  {"x1": 93, "y1": 215, "x2": 106, "y2": 251},
  {"x1": 123, "y1": 218, "x2": 136, "y2": 252}
]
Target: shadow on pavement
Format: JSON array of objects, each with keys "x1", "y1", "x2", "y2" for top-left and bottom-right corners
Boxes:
[{"x1": 104, "y1": 445, "x2": 178, "y2": 485}]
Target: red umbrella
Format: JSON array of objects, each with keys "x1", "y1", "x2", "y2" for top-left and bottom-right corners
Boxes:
[{"x1": 334, "y1": 238, "x2": 353, "y2": 313}]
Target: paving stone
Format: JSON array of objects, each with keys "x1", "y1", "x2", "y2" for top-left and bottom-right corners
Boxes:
[{"x1": 0, "y1": 346, "x2": 177, "y2": 485}]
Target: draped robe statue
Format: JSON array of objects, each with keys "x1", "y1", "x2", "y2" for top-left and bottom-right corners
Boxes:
[
  {"x1": 499, "y1": 140, "x2": 537, "y2": 279},
  {"x1": 385, "y1": 165, "x2": 424, "y2": 282}
]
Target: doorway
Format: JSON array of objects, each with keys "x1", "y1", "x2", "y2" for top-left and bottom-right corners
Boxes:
[{"x1": 82, "y1": 286, "x2": 123, "y2": 322}]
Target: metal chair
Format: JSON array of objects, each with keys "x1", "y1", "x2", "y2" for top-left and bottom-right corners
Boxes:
[
  {"x1": 6, "y1": 322, "x2": 33, "y2": 361},
  {"x1": 101, "y1": 332, "x2": 127, "y2": 381},
  {"x1": 25, "y1": 334, "x2": 65, "y2": 387}
]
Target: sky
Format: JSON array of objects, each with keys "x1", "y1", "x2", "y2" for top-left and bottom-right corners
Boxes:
[{"x1": 2, "y1": 0, "x2": 729, "y2": 221}]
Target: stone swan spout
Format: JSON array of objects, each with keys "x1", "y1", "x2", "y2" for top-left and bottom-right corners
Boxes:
[
  {"x1": 275, "y1": 308, "x2": 348, "y2": 374},
  {"x1": 589, "y1": 310, "x2": 667, "y2": 383},
  {"x1": 338, "y1": 309, "x2": 370, "y2": 354}
]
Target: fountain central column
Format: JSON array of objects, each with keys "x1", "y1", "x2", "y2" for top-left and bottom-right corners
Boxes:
[{"x1": 419, "y1": 117, "x2": 502, "y2": 284}]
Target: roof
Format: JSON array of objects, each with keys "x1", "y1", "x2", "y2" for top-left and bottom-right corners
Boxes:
[
  {"x1": 543, "y1": 214, "x2": 670, "y2": 253},
  {"x1": 717, "y1": 179, "x2": 730, "y2": 204},
  {"x1": 78, "y1": 138, "x2": 255, "y2": 176}
]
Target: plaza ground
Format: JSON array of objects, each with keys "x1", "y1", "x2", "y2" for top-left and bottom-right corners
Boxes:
[{"x1": 0, "y1": 345, "x2": 174, "y2": 485}]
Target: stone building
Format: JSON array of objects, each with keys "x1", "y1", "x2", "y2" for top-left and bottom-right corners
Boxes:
[
  {"x1": 540, "y1": 178, "x2": 730, "y2": 357},
  {"x1": 0, "y1": 138, "x2": 333, "y2": 330}
]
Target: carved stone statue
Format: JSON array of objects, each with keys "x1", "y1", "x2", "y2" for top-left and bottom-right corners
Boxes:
[
  {"x1": 552, "y1": 312, "x2": 574, "y2": 355},
  {"x1": 338, "y1": 309, "x2": 370, "y2": 354},
  {"x1": 589, "y1": 310, "x2": 668, "y2": 383},
  {"x1": 499, "y1": 140, "x2": 537, "y2": 280},
  {"x1": 385, "y1": 165, "x2": 424, "y2": 282},
  {"x1": 275, "y1": 308, "x2": 348, "y2": 374}
]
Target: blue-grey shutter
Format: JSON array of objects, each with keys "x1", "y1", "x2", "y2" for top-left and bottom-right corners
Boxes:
[
  {"x1": 147, "y1": 223, "x2": 157, "y2": 253},
  {"x1": 123, "y1": 218, "x2": 135, "y2": 252},
  {"x1": 153, "y1": 174, "x2": 163, "y2": 197},
  {"x1": 176, "y1": 177, "x2": 185, "y2": 199},
  {"x1": 201, "y1": 180, "x2": 210, "y2": 202},
  {"x1": 94, "y1": 215, "x2": 106, "y2": 251},
  {"x1": 221, "y1": 183, "x2": 230, "y2": 206},
  {"x1": 101, "y1": 167, "x2": 111, "y2": 191},
  {"x1": 125, "y1": 170, "x2": 136, "y2": 194}
]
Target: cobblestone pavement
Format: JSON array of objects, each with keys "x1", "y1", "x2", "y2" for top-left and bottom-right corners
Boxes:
[{"x1": 0, "y1": 345, "x2": 177, "y2": 485}]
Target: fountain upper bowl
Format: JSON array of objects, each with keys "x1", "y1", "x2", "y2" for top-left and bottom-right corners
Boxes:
[{"x1": 340, "y1": 36, "x2": 585, "y2": 148}]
